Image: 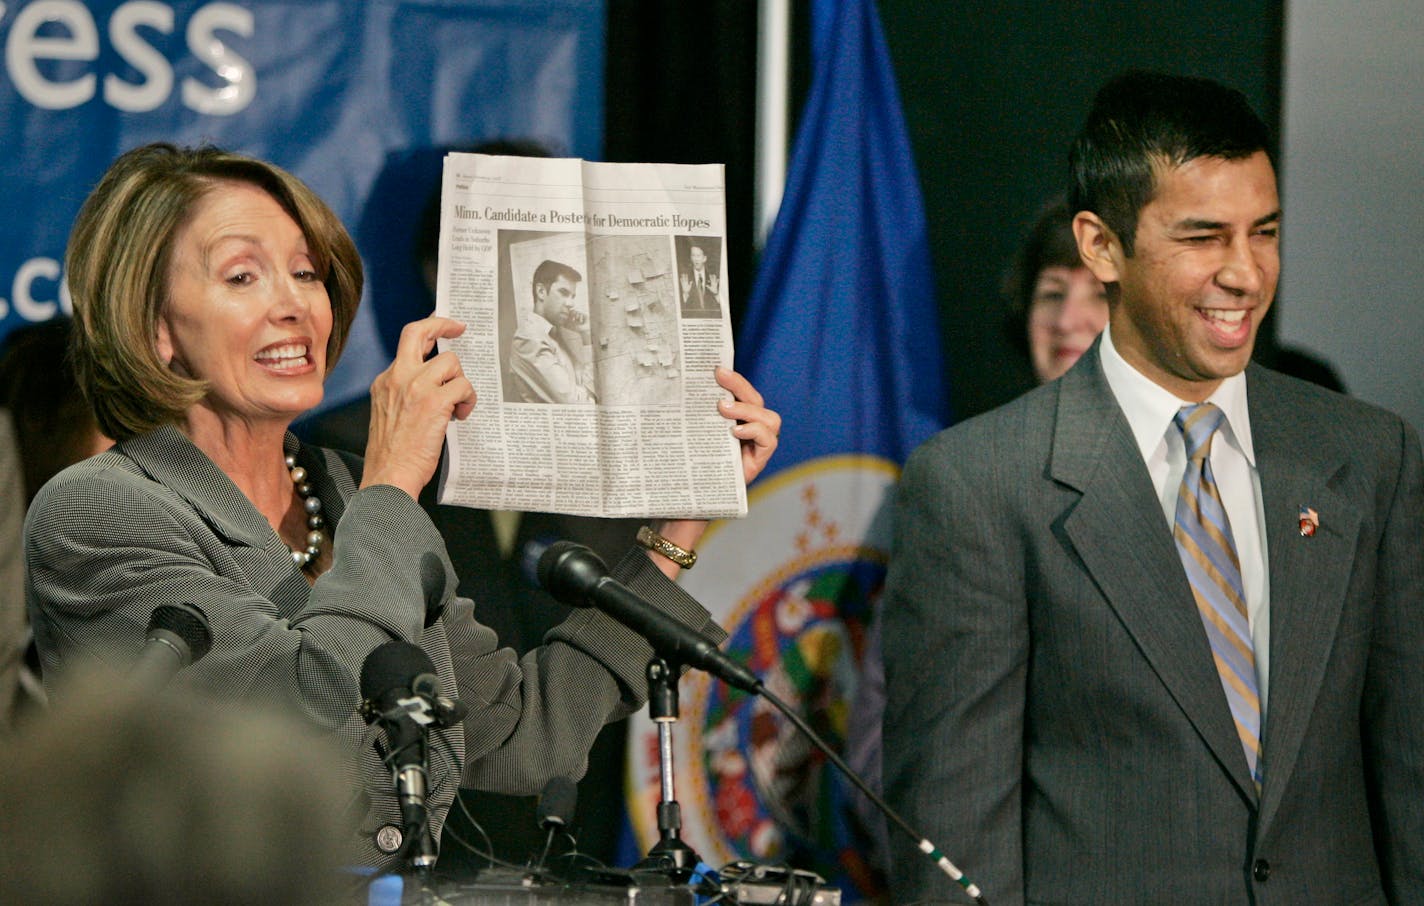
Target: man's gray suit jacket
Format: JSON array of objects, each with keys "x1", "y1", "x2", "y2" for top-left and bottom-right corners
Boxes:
[
  {"x1": 25, "y1": 424, "x2": 722, "y2": 869},
  {"x1": 883, "y1": 344, "x2": 1424, "y2": 904}
]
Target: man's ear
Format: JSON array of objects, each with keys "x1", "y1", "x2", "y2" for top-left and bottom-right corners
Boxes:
[{"x1": 1073, "y1": 211, "x2": 1125, "y2": 285}]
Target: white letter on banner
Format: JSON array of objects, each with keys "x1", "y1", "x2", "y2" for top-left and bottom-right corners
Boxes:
[
  {"x1": 105, "y1": 1, "x2": 175, "y2": 112},
  {"x1": 6, "y1": 0, "x2": 100, "y2": 110},
  {"x1": 182, "y1": 2, "x2": 254, "y2": 116},
  {"x1": 13, "y1": 257, "x2": 61, "y2": 321}
]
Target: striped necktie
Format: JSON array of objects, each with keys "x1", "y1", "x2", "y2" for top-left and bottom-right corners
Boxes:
[{"x1": 1172, "y1": 403, "x2": 1263, "y2": 790}]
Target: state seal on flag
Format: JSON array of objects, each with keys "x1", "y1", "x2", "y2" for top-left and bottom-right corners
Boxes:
[{"x1": 626, "y1": 454, "x2": 897, "y2": 896}]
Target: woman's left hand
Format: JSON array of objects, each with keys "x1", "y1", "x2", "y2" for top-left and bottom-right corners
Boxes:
[
  {"x1": 650, "y1": 367, "x2": 780, "y2": 577},
  {"x1": 714, "y1": 366, "x2": 780, "y2": 486}
]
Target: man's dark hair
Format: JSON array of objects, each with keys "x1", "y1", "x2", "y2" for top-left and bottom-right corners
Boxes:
[
  {"x1": 1068, "y1": 70, "x2": 1273, "y2": 256},
  {"x1": 531, "y1": 259, "x2": 582, "y2": 301}
]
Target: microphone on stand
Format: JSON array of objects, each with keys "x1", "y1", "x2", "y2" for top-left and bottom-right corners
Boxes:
[
  {"x1": 536, "y1": 541, "x2": 761, "y2": 693},
  {"x1": 359, "y1": 640, "x2": 455, "y2": 873},
  {"x1": 536, "y1": 540, "x2": 990, "y2": 905},
  {"x1": 532, "y1": 776, "x2": 577, "y2": 874},
  {"x1": 130, "y1": 603, "x2": 212, "y2": 692}
]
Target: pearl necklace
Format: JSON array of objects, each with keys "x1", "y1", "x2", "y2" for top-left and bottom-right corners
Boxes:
[{"x1": 285, "y1": 454, "x2": 325, "y2": 568}]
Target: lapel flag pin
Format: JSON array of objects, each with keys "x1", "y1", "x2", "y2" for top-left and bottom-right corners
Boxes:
[{"x1": 1299, "y1": 506, "x2": 1319, "y2": 537}]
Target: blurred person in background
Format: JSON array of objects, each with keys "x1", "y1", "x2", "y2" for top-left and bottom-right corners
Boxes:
[
  {"x1": 0, "y1": 318, "x2": 112, "y2": 731},
  {"x1": 1003, "y1": 197, "x2": 1111, "y2": 384}
]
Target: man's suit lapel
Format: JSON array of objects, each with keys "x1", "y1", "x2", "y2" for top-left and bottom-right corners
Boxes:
[
  {"x1": 1050, "y1": 347, "x2": 1261, "y2": 802},
  {"x1": 1246, "y1": 366, "x2": 1360, "y2": 833}
]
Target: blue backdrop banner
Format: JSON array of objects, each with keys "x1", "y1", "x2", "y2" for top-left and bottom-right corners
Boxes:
[{"x1": 0, "y1": 0, "x2": 605, "y2": 405}]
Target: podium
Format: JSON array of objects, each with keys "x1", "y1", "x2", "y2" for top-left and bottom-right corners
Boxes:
[
  {"x1": 369, "y1": 865, "x2": 840, "y2": 905},
  {"x1": 376, "y1": 868, "x2": 695, "y2": 905}
]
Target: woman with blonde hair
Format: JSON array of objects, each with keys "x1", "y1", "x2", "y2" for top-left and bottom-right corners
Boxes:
[{"x1": 26, "y1": 143, "x2": 780, "y2": 870}]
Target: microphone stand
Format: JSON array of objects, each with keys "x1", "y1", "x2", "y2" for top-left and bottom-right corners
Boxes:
[
  {"x1": 633, "y1": 657, "x2": 702, "y2": 882},
  {"x1": 395, "y1": 721, "x2": 452, "y2": 906},
  {"x1": 534, "y1": 541, "x2": 985, "y2": 901},
  {"x1": 397, "y1": 753, "x2": 437, "y2": 882}
]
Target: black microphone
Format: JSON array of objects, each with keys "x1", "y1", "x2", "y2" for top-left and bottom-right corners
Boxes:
[
  {"x1": 130, "y1": 603, "x2": 212, "y2": 692},
  {"x1": 537, "y1": 775, "x2": 577, "y2": 832},
  {"x1": 359, "y1": 640, "x2": 442, "y2": 870},
  {"x1": 532, "y1": 776, "x2": 578, "y2": 873},
  {"x1": 536, "y1": 541, "x2": 762, "y2": 693}
]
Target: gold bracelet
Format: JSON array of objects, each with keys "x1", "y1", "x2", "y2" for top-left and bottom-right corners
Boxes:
[{"x1": 636, "y1": 525, "x2": 697, "y2": 569}]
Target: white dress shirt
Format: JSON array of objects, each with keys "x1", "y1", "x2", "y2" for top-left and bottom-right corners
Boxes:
[{"x1": 1098, "y1": 324, "x2": 1272, "y2": 715}]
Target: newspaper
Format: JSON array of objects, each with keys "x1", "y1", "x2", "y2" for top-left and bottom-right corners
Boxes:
[{"x1": 431, "y1": 153, "x2": 746, "y2": 519}]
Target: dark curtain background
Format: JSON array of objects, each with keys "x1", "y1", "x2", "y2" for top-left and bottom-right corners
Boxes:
[{"x1": 605, "y1": 1, "x2": 764, "y2": 343}]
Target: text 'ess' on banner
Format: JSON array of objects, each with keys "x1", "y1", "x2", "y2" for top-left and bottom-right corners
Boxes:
[{"x1": 0, "y1": 0, "x2": 605, "y2": 409}]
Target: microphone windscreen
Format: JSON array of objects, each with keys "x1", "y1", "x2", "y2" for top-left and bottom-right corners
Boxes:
[
  {"x1": 536, "y1": 776, "x2": 578, "y2": 829},
  {"x1": 148, "y1": 603, "x2": 212, "y2": 663},
  {"x1": 360, "y1": 640, "x2": 436, "y2": 704},
  {"x1": 536, "y1": 541, "x2": 607, "y2": 605}
]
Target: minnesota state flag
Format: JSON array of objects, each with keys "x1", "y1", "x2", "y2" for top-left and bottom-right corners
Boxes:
[{"x1": 625, "y1": 0, "x2": 949, "y2": 898}]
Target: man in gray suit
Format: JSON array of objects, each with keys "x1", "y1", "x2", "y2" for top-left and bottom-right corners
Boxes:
[{"x1": 883, "y1": 71, "x2": 1424, "y2": 904}]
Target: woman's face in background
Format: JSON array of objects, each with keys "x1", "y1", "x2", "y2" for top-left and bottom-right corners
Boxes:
[{"x1": 1027, "y1": 265, "x2": 1109, "y2": 383}]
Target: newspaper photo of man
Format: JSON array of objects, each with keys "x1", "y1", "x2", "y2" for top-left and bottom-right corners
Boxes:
[
  {"x1": 677, "y1": 236, "x2": 724, "y2": 319},
  {"x1": 507, "y1": 255, "x2": 597, "y2": 404}
]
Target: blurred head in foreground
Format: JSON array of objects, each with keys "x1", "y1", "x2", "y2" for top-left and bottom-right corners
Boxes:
[{"x1": 0, "y1": 669, "x2": 351, "y2": 905}]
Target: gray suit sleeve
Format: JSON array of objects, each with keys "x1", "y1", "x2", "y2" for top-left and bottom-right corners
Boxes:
[
  {"x1": 25, "y1": 467, "x2": 435, "y2": 726},
  {"x1": 1361, "y1": 417, "x2": 1424, "y2": 899},
  {"x1": 882, "y1": 434, "x2": 1028, "y2": 904},
  {"x1": 444, "y1": 545, "x2": 725, "y2": 795}
]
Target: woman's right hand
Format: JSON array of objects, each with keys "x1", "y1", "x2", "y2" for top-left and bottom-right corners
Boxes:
[{"x1": 362, "y1": 316, "x2": 476, "y2": 499}]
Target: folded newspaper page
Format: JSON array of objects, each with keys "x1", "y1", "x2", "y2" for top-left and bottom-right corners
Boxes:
[{"x1": 432, "y1": 152, "x2": 746, "y2": 519}]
